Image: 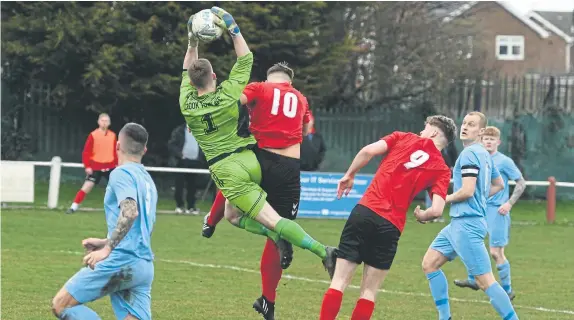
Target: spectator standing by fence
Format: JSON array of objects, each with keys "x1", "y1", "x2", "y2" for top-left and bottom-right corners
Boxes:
[
  {"x1": 168, "y1": 123, "x2": 205, "y2": 215},
  {"x1": 301, "y1": 112, "x2": 326, "y2": 171},
  {"x1": 66, "y1": 113, "x2": 117, "y2": 214}
]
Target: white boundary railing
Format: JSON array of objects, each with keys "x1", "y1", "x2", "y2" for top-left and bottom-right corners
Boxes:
[{"x1": 2, "y1": 157, "x2": 573, "y2": 222}]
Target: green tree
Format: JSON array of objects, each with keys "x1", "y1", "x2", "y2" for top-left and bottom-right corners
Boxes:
[{"x1": 2, "y1": 2, "x2": 354, "y2": 160}]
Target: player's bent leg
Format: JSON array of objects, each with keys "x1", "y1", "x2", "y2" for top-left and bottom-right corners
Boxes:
[
  {"x1": 489, "y1": 246, "x2": 506, "y2": 264},
  {"x1": 255, "y1": 202, "x2": 337, "y2": 278},
  {"x1": 319, "y1": 258, "x2": 359, "y2": 320},
  {"x1": 488, "y1": 212, "x2": 514, "y2": 297},
  {"x1": 81, "y1": 179, "x2": 96, "y2": 193},
  {"x1": 67, "y1": 180, "x2": 96, "y2": 214},
  {"x1": 424, "y1": 226, "x2": 457, "y2": 320},
  {"x1": 491, "y1": 246, "x2": 514, "y2": 298},
  {"x1": 109, "y1": 259, "x2": 154, "y2": 320},
  {"x1": 350, "y1": 265, "x2": 389, "y2": 320},
  {"x1": 454, "y1": 219, "x2": 518, "y2": 320},
  {"x1": 474, "y1": 272, "x2": 519, "y2": 319},
  {"x1": 423, "y1": 250, "x2": 452, "y2": 320},
  {"x1": 254, "y1": 239, "x2": 282, "y2": 319},
  {"x1": 212, "y1": 151, "x2": 336, "y2": 276},
  {"x1": 330, "y1": 258, "x2": 359, "y2": 291},
  {"x1": 225, "y1": 200, "x2": 281, "y2": 243},
  {"x1": 202, "y1": 190, "x2": 226, "y2": 238},
  {"x1": 52, "y1": 268, "x2": 104, "y2": 319}
]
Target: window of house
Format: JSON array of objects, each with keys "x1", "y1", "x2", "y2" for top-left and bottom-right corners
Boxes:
[{"x1": 496, "y1": 35, "x2": 524, "y2": 61}]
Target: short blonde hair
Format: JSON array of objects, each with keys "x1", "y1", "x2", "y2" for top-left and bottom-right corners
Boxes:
[
  {"x1": 483, "y1": 126, "x2": 501, "y2": 138},
  {"x1": 98, "y1": 113, "x2": 110, "y2": 120},
  {"x1": 467, "y1": 111, "x2": 487, "y2": 128}
]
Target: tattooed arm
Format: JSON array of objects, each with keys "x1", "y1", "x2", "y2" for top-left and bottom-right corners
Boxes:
[
  {"x1": 83, "y1": 198, "x2": 139, "y2": 269},
  {"x1": 498, "y1": 177, "x2": 526, "y2": 215},
  {"x1": 508, "y1": 177, "x2": 526, "y2": 206},
  {"x1": 106, "y1": 198, "x2": 139, "y2": 250}
]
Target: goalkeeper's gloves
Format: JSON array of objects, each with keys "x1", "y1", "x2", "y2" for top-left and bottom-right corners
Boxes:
[
  {"x1": 187, "y1": 14, "x2": 199, "y2": 48},
  {"x1": 210, "y1": 6, "x2": 240, "y2": 37}
]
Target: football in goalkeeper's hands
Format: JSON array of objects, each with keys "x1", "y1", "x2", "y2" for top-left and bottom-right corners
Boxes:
[{"x1": 191, "y1": 9, "x2": 224, "y2": 42}]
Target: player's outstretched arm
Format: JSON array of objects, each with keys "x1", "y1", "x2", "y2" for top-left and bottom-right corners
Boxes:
[
  {"x1": 183, "y1": 14, "x2": 199, "y2": 70},
  {"x1": 346, "y1": 140, "x2": 389, "y2": 177},
  {"x1": 215, "y1": 7, "x2": 253, "y2": 100},
  {"x1": 338, "y1": 140, "x2": 389, "y2": 198},
  {"x1": 211, "y1": 7, "x2": 250, "y2": 57}
]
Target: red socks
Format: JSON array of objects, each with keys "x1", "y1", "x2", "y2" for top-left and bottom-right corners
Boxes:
[
  {"x1": 351, "y1": 298, "x2": 375, "y2": 320},
  {"x1": 320, "y1": 290, "x2": 375, "y2": 320},
  {"x1": 320, "y1": 288, "x2": 343, "y2": 320},
  {"x1": 73, "y1": 190, "x2": 86, "y2": 204},
  {"x1": 260, "y1": 238, "x2": 282, "y2": 302},
  {"x1": 206, "y1": 190, "x2": 226, "y2": 226}
]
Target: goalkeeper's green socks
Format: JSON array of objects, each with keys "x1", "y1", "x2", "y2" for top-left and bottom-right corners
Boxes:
[
  {"x1": 238, "y1": 216, "x2": 280, "y2": 242},
  {"x1": 274, "y1": 218, "x2": 327, "y2": 260},
  {"x1": 236, "y1": 217, "x2": 327, "y2": 260}
]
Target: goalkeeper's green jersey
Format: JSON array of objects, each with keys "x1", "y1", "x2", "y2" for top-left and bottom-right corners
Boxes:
[{"x1": 179, "y1": 53, "x2": 256, "y2": 164}]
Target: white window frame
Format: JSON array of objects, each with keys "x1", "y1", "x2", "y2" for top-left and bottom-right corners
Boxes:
[{"x1": 495, "y1": 35, "x2": 525, "y2": 61}]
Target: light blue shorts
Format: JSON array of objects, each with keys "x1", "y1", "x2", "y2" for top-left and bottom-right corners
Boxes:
[
  {"x1": 430, "y1": 216, "x2": 492, "y2": 276},
  {"x1": 65, "y1": 254, "x2": 154, "y2": 320},
  {"x1": 486, "y1": 204, "x2": 510, "y2": 248}
]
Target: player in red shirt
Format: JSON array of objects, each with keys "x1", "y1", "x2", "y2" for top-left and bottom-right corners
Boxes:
[
  {"x1": 319, "y1": 115, "x2": 457, "y2": 320},
  {"x1": 202, "y1": 63, "x2": 315, "y2": 319}
]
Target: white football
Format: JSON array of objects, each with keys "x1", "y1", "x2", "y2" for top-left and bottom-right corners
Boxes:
[{"x1": 191, "y1": 9, "x2": 224, "y2": 43}]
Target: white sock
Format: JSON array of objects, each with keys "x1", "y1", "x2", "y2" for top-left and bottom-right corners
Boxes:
[{"x1": 71, "y1": 203, "x2": 79, "y2": 210}]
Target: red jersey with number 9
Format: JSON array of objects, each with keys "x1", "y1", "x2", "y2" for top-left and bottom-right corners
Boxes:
[
  {"x1": 243, "y1": 82, "x2": 311, "y2": 149},
  {"x1": 359, "y1": 131, "x2": 452, "y2": 232}
]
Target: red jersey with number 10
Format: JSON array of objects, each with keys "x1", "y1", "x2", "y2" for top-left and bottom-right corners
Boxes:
[
  {"x1": 359, "y1": 131, "x2": 451, "y2": 232},
  {"x1": 243, "y1": 82, "x2": 311, "y2": 149}
]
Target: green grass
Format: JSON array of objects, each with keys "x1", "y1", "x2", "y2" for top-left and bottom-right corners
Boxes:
[
  {"x1": 2, "y1": 202, "x2": 574, "y2": 319},
  {"x1": 7, "y1": 181, "x2": 213, "y2": 213}
]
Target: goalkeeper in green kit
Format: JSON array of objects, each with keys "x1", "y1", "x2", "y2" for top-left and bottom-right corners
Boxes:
[{"x1": 180, "y1": 6, "x2": 337, "y2": 278}]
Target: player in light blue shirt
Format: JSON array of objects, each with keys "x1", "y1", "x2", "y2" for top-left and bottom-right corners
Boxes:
[
  {"x1": 417, "y1": 112, "x2": 518, "y2": 320},
  {"x1": 51, "y1": 123, "x2": 158, "y2": 320},
  {"x1": 455, "y1": 126, "x2": 525, "y2": 300}
]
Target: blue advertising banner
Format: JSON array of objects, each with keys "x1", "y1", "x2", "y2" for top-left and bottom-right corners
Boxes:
[{"x1": 298, "y1": 172, "x2": 374, "y2": 219}]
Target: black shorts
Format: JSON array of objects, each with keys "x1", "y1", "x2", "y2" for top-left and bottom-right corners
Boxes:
[
  {"x1": 255, "y1": 148, "x2": 300, "y2": 220},
  {"x1": 85, "y1": 169, "x2": 112, "y2": 185},
  {"x1": 337, "y1": 204, "x2": 401, "y2": 270}
]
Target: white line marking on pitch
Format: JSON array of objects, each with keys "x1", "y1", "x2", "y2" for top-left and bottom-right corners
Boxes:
[{"x1": 49, "y1": 250, "x2": 574, "y2": 316}]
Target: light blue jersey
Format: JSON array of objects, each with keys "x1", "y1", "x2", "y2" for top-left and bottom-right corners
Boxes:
[
  {"x1": 488, "y1": 152, "x2": 522, "y2": 206},
  {"x1": 104, "y1": 162, "x2": 158, "y2": 262},
  {"x1": 450, "y1": 143, "x2": 501, "y2": 218},
  {"x1": 65, "y1": 162, "x2": 158, "y2": 320}
]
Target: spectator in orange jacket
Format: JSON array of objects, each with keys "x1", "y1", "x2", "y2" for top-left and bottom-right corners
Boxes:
[{"x1": 66, "y1": 113, "x2": 118, "y2": 213}]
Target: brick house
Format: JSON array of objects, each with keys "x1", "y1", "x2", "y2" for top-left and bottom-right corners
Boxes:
[
  {"x1": 445, "y1": 1, "x2": 573, "y2": 76},
  {"x1": 533, "y1": 11, "x2": 574, "y2": 72}
]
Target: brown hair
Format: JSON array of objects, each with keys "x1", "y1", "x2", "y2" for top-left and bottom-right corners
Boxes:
[
  {"x1": 467, "y1": 111, "x2": 487, "y2": 128},
  {"x1": 119, "y1": 123, "x2": 148, "y2": 156},
  {"x1": 267, "y1": 62, "x2": 294, "y2": 80},
  {"x1": 425, "y1": 115, "x2": 458, "y2": 143},
  {"x1": 483, "y1": 126, "x2": 501, "y2": 138},
  {"x1": 188, "y1": 59, "x2": 213, "y2": 89}
]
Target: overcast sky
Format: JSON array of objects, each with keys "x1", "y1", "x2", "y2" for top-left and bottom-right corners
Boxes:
[{"x1": 506, "y1": 0, "x2": 574, "y2": 13}]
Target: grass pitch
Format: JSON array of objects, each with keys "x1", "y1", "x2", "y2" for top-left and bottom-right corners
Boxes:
[{"x1": 2, "y1": 198, "x2": 574, "y2": 319}]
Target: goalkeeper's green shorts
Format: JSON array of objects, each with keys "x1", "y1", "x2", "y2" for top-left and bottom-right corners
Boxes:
[{"x1": 208, "y1": 149, "x2": 267, "y2": 219}]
